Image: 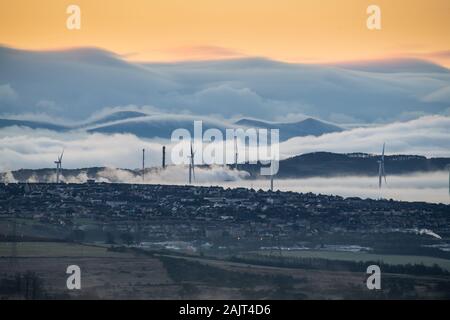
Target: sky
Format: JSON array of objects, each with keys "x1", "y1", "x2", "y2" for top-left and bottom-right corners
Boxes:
[
  {"x1": 1, "y1": 0, "x2": 449, "y2": 66},
  {"x1": 1, "y1": 0, "x2": 450, "y2": 191}
]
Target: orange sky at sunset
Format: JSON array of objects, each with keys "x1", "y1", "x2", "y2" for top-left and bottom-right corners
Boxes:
[{"x1": 1, "y1": 0, "x2": 449, "y2": 66}]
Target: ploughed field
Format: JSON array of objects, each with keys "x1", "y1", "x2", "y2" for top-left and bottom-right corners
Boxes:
[{"x1": 1, "y1": 241, "x2": 450, "y2": 299}]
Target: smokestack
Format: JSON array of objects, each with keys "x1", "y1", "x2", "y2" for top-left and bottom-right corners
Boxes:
[
  {"x1": 142, "y1": 148, "x2": 145, "y2": 182},
  {"x1": 270, "y1": 159, "x2": 275, "y2": 192},
  {"x1": 162, "y1": 146, "x2": 166, "y2": 169}
]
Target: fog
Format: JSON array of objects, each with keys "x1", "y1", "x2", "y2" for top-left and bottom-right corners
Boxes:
[
  {"x1": 196, "y1": 171, "x2": 450, "y2": 204},
  {"x1": 2, "y1": 161, "x2": 448, "y2": 203}
]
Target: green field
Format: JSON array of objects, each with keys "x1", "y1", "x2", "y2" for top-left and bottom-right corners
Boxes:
[{"x1": 255, "y1": 250, "x2": 450, "y2": 271}]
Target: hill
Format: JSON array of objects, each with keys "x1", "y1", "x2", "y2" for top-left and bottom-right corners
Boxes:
[
  {"x1": 235, "y1": 118, "x2": 342, "y2": 140},
  {"x1": 240, "y1": 152, "x2": 450, "y2": 178},
  {"x1": 2, "y1": 152, "x2": 450, "y2": 183},
  {"x1": 0, "y1": 112, "x2": 342, "y2": 141}
]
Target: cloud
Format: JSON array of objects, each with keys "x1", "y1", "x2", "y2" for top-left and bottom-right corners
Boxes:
[
  {"x1": 36, "y1": 99, "x2": 60, "y2": 111},
  {"x1": 412, "y1": 50, "x2": 450, "y2": 67},
  {"x1": 1, "y1": 165, "x2": 249, "y2": 185},
  {"x1": 0, "y1": 84, "x2": 18, "y2": 102},
  {"x1": 1, "y1": 46, "x2": 450, "y2": 123},
  {"x1": 96, "y1": 165, "x2": 248, "y2": 184},
  {"x1": 217, "y1": 172, "x2": 450, "y2": 204},
  {"x1": 0, "y1": 128, "x2": 162, "y2": 171},
  {"x1": 422, "y1": 86, "x2": 450, "y2": 103},
  {"x1": 425, "y1": 50, "x2": 450, "y2": 59},
  {"x1": 3, "y1": 166, "x2": 447, "y2": 203},
  {"x1": 83, "y1": 105, "x2": 161, "y2": 123},
  {"x1": 180, "y1": 84, "x2": 302, "y2": 118},
  {"x1": 163, "y1": 45, "x2": 243, "y2": 61},
  {"x1": 1, "y1": 171, "x2": 17, "y2": 183}
]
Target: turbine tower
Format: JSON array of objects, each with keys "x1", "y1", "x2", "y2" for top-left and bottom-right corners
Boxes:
[
  {"x1": 270, "y1": 160, "x2": 275, "y2": 192},
  {"x1": 188, "y1": 141, "x2": 195, "y2": 184},
  {"x1": 378, "y1": 143, "x2": 387, "y2": 189},
  {"x1": 142, "y1": 148, "x2": 145, "y2": 182},
  {"x1": 54, "y1": 149, "x2": 64, "y2": 183}
]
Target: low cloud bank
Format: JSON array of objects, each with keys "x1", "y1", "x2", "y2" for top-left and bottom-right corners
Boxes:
[
  {"x1": 280, "y1": 115, "x2": 450, "y2": 158},
  {"x1": 0, "y1": 115, "x2": 449, "y2": 173},
  {"x1": 1, "y1": 165, "x2": 249, "y2": 185},
  {"x1": 213, "y1": 171, "x2": 450, "y2": 204}
]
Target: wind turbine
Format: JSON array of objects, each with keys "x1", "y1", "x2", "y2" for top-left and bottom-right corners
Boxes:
[
  {"x1": 54, "y1": 149, "x2": 64, "y2": 183},
  {"x1": 377, "y1": 143, "x2": 387, "y2": 189},
  {"x1": 188, "y1": 141, "x2": 195, "y2": 184}
]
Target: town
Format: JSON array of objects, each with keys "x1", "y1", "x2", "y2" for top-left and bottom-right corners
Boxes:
[{"x1": 1, "y1": 182, "x2": 449, "y2": 256}]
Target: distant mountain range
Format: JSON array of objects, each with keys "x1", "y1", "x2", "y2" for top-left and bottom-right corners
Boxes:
[
  {"x1": 235, "y1": 118, "x2": 342, "y2": 141},
  {"x1": 0, "y1": 111, "x2": 343, "y2": 141},
  {"x1": 0, "y1": 118, "x2": 68, "y2": 131},
  {"x1": 2, "y1": 152, "x2": 449, "y2": 183}
]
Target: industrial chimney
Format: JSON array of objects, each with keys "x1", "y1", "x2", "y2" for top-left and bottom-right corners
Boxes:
[
  {"x1": 162, "y1": 146, "x2": 166, "y2": 169},
  {"x1": 142, "y1": 148, "x2": 145, "y2": 182}
]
